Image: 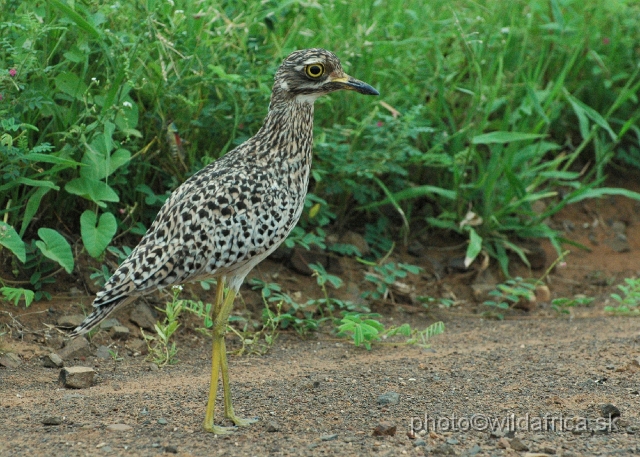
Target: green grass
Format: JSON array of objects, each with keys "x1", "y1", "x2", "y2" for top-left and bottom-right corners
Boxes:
[{"x1": 2, "y1": 0, "x2": 640, "y2": 297}]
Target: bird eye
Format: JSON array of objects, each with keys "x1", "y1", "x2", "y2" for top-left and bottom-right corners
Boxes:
[{"x1": 305, "y1": 64, "x2": 325, "y2": 79}]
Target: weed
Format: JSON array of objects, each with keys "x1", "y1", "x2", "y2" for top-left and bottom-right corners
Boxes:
[
  {"x1": 483, "y1": 277, "x2": 537, "y2": 319},
  {"x1": 142, "y1": 286, "x2": 182, "y2": 367},
  {"x1": 605, "y1": 278, "x2": 640, "y2": 315},
  {"x1": 362, "y1": 261, "x2": 422, "y2": 302},
  {"x1": 550, "y1": 296, "x2": 595, "y2": 315}
]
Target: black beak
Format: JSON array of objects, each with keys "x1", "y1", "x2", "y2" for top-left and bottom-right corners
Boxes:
[{"x1": 334, "y1": 75, "x2": 379, "y2": 96}]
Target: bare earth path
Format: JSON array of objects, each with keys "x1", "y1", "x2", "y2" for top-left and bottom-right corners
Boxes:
[{"x1": 1, "y1": 311, "x2": 639, "y2": 457}]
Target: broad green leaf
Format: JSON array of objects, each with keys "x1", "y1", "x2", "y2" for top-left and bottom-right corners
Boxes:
[
  {"x1": 0, "y1": 222, "x2": 26, "y2": 262},
  {"x1": 80, "y1": 210, "x2": 117, "y2": 258},
  {"x1": 0, "y1": 177, "x2": 58, "y2": 193},
  {"x1": 35, "y1": 228, "x2": 74, "y2": 273},
  {"x1": 20, "y1": 187, "x2": 51, "y2": 236},
  {"x1": 472, "y1": 132, "x2": 546, "y2": 144},
  {"x1": 1, "y1": 287, "x2": 35, "y2": 307},
  {"x1": 65, "y1": 177, "x2": 119, "y2": 206},
  {"x1": 464, "y1": 227, "x2": 483, "y2": 268},
  {"x1": 55, "y1": 72, "x2": 88, "y2": 100}
]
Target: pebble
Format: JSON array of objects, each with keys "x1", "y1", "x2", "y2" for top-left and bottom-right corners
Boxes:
[
  {"x1": 432, "y1": 444, "x2": 456, "y2": 455},
  {"x1": 100, "y1": 318, "x2": 122, "y2": 330},
  {"x1": 413, "y1": 439, "x2": 426, "y2": 447},
  {"x1": 42, "y1": 416, "x2": 62, "y2": 426},
  {"x1": 600, "y1": 403, "x2": 621, "y2": 418},
  {"x1": 266, "y1": 420, "x2": 280, "y2": 432},
  {"x1": 128, "y1": 339, "x2": 148, "y2": 356},
  {"x1": 321, "y1": 434, "x2": 338, "y2": 441},
  {"x1": 101, "y1": 446, "x2": 112, "y2": 453},
  {"x1": 111, "y1": 325, "x2": 130, "y2": 340},
  {"x1": 59, "y1": 366, "x2": 95, "y2": 389},
  {"x1": 446, "y1": 438, "x2": 459, "y2": 445},
  {"x1": 130, "y1": 303, "x2": 158, "y2": 331},
  {"x1": 372, "y1": 422, "x2": 396, "y2": 436},
  {"x1": 509, "y1": 437, "x2": 529, "y2": 451},
  {"x1": 0, "y1": 352, "x2": 22, "y2": 368},
  {"x1": 43, "y1": 353, "x2": 64, "y2": 368},
  {"x1": 58, "y1": 337, "x2": 92, "y2": 361},
  {"x1": 467, "y1": 444, "x2": 481, "y2": 455},
  {"x1": 149, "y1": 363, "x2": 159, "y2": 372},
  {"x1": 96, "y1": 346, "x2": 112, "y2": 359},
  {"x1": 158, "y1": 418, "x2": 168, "y2": 425},
  {"x1": 377, "y1": 391, "x2": 400, "y2": 405},
  {"x1": 57, "y1": 314, "x2": 85, "y2": 328},
  {"x1": 164, "y1": 445, "x2": 178, "y2": 454},
  {"x1": 106, "y1": 424, "x2": 132, "y2": 431}
]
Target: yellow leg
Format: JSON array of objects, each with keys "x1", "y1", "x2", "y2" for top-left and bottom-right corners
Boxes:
[
  {"x1": 220, "y1": 336, "x2": 258, "y2": 426},
  {"x1": 203, "y1": 279, "x2": 235, "y2": 434}
]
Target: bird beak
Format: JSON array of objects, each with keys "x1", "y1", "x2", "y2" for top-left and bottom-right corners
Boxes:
[{"x1": 331, "y1": 74, "x2": 379, "y2": 96}]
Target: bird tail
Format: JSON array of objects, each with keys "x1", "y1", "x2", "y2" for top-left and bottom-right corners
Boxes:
[{"x1": 68, "y1": 296, "x2": 134, "y2": 338}]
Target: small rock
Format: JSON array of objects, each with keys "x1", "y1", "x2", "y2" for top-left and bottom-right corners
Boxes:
[
  {"x1": 128, "y1": 339, "x2": 148, "y2": 356},
  {"x1": 432, "y1": 444, "x2": 456, "y2": 455},
  {"x1": 42, "y1": 416, "x2": 62, "y2": 426},
  {"x1": 43, "y1": 353, "x2": 64, "y2": 368},
  {"x1": 165, "y1": 445, "x2": 178, "y2": 454},
  {"x1": 149, "y1": 363, "x2": 159, "y2": 372},
  {"x1": 407, "y1": 240, "x2": 426, "y2": 257},
  {"x1": 58, "y1": 337, "x2": 92, "y2": 361},
  {"x1": 610, "y1": 220, "x2": 627, "y2": 235},
  {"x1": 509, "y1": 437, "x2": 529, "y2": 451},
  {"x1": 497, "y1": 437, "x2": 511, "y2": 449},
  {"x1": 130, "y1": 303, "x2": 157, "y2": 331},
  {"x1": 158, "y1": 418, "x2": 168, "y2": 425},
  {"x1": 413, "y1": 439, "x2": 426, "y2": 447},
  {"x1": 339, "y1": 231, "x2": 370, "y2": 256},
  {"x1": 106, "y1": 423, "x2": 132, "y2": 432},
  {"x1": 0, "y1": 352, "x2": 21, "y2": 368},
  {"x1": 377, "y1": 391, "x2": 400, "y2": 405},
  {"x1": 59, "y1": 366, "x2": 95, "y2": 389},
  {"x1": 600, "y1": 403, "x2": 621, "y2": 419},
  {"x1": 111, "y1": 326, "x2": 130, "y2": 341},
  {"x1": 57, "y1": 314, "x2": 86, "y2": 329},
  {"x1": 446, "y1": 438, "x2": 459, "y2": 445},
  {"x1": 96, "y1": 346, "x2": 112, "y2": 359},
  {"x1": 45, "y1": 335, "x2": 65, "y2": 350},
  {"x1": 605, "y1": 234, "x2": 631, "y2": 253},
  {"x1": 266, "y1": 421, "x2": 280, "y2": 432},
  {"x1": 372, "y1": 422, "x2": 396, "y2": 436},
  {"x1": 100, "y1": 318, "x2": 122, "y2": 330},
  {"x1": 101, "y1": 446, "x2": 112, "y2": 453},
  {"x1": 467, "y1": 444, "x2": 482, "y2": 455},
  {"x1": 535, "y1": 285, "x2": 551, "y2": 303},
  {"x1": 321, "y1": 434, "x2": 338, "y2": 441}
]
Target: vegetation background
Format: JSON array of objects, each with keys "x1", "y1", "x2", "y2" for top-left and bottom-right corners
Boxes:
[{"x1": 1, "y1": 0, "x2": 640, "y2": 309}]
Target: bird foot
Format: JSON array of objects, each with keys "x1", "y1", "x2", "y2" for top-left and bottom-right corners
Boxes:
[
  {"x1": 203, "y1": 423, "x2": 237, "y2": 435},
  {"x1": 227, "y1": 414, "x2": 258, "y2": 427}
]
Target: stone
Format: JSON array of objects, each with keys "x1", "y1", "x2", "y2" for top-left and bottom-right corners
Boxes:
[
  {"x1": 158, "y1": 418, "x2": 168, "y2": 425},
  {"x1": 372, "y1": 422, "x2": 396, "y2": 436},
  {"x1": 164, "y1": 445, "x2": 178, "y2": 454},
  {"x1": 111, "y1": 326, "x2": 130, "y2": 340},
  {"x1": 58, "y1": 337, "x2": 92, "y2": 361},
  {"x1": 43, "y1": 353, "x2": 64, "y2": 368},
  {"x1": 130, "y1": 303, "x2": 157, "y2": 331},
  {"x1": 57, "y1": 314, "x2": 86, "y2": 329},
  {"x1": 535, "y1": 285, "x2": 551, "y2": 303},
  {"x1": 605, "y1": 234, "x2": 631, "y2": 253},
  {"x1": 600, "y1": 403, "x2": 621, "y2": 419},
  {"x1": 320, "y1": 434, "x2": 338, "y2": 441},
  {"x1": 0, "y1": 352, "x2": 21, "y2": 368},
  {"x1": 128, "y1": 339, "x2": 148, "y2": 356},
  {"x1": 407, "y1": 239, "x2": 426, "y2": 257},
  {"x1": 266, "y1": 420, "x2": 280, "y2": 432},
  {"x1": 59, "y1": 366, "x2": 95, "y2": 388},
  {"x1": 42, "y1": 416, "x2": 62, "y2": 426},
  {"x1": 338, "y1": 231, "x2": 370, "y2": 256},
  {"x1": 432, "y1": 444, "x2": 456, "y2": 455},
  {"x1": 45, "y1": 335, "x2": 65, "y2": 350},
  {"x1": 100, "y1": 318, "x2": 122, "y2": 330},
  {"x1": 106, "y1": 424, "x2": 132, "y2": 432},
  {"x1": 509, "y1": 437, "x2": 528, "y2": 451},
  {"x1": 377, "y1": 391, "x2": 400, "y2": 405},
  {"x1": 96, "y1": 346, "x2": 112, "y2": 359}
]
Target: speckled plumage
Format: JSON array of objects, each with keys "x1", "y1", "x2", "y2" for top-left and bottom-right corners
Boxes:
[{"x1": 70, "y1": 49, "x2": 378, "y2": 338}]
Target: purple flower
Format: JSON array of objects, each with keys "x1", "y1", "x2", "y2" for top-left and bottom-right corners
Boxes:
[
  {"x1": 9, "y1": 68, "x2": 17, "y2": 77},
  {"x1": 602, "y1": 37, "x2": 610, "y2": 45},
  {"x1": 376, "y1": 121, "x2": 384, "y2": 127}
]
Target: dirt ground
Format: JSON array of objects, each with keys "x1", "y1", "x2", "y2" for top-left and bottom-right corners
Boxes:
[{"x1": 2, "y1": 187, "x2": 640, "y2": 457}]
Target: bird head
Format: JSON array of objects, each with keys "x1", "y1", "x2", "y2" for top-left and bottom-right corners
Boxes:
[{"x1": 270, "y1": 48, "x2": 379, "y2": 107}]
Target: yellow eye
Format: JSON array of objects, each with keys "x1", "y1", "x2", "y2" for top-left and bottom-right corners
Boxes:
[{"x1": 305, "y1": 63, "x2": 325, "y2": 79}]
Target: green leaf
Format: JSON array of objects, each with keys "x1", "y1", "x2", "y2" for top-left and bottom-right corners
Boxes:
[
  {"x1": 20, "y1": 187, "x2": 52, "y2": 236},
  {"x1": 35, "y1": 228, "x2": 74, "y2": 273},
  {"x1": 464, "y1": 227, "x2": 483, "y2": 268},
  {"x1": 471, "y1": 132, "x2": 546, "y2": 144},
  {"x1": 565, "y1": 91, "x2": 617, "y2": 141},
  {"x1": 65, "y1": 177, "x2": 119, "y2": 206},
  {"x1": 0, "y1": 222, "x2": 26, "y2": 262},
  {"x1": 1, "y1": 287, "x2": 35, "y2": 307},
  {"x1": 49, "y1": 0, "x2": 102, "y2": 39},
  {"x1": 55, "y1": 72, "x2": 88, "y2": 100},
  {"x1": 80, "y1": 210, "x2": 117, "y2": 258}
]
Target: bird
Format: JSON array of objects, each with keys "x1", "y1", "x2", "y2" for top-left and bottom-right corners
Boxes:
[{"x1": 69, "y1": 48, "x2": 379, "y2": 434}]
